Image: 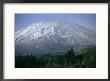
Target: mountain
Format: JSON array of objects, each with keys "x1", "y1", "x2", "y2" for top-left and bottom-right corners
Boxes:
[{"x1": 15, "y1": 21, "x2": 96, "y2": 55}]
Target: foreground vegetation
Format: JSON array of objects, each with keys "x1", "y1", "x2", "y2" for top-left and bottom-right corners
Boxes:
[{"x1": 15, "y1": 48, "x2": 96, "y2": 68}]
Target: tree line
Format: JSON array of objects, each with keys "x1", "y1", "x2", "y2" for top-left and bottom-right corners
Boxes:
[{"x1": 15, "y1": 48, "x2": 96, "y2": 68}]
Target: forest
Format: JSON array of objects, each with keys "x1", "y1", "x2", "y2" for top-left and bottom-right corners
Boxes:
[{"x1": 15, "y1": 47, "x2": 96, "y2": 68}]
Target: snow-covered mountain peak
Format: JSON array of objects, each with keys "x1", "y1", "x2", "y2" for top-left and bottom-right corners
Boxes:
[{"x1": 15, "y1": 20, "x2": 96, "y2": 55}]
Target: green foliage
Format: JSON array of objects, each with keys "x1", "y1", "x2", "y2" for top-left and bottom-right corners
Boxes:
[{"x1": 15, "y1": 48, "x2": 96, "y2": 68}]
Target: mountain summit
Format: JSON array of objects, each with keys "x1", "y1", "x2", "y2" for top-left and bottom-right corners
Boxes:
[{"x1": 15, "y1": 21, "x2": 96, "y2": 55}]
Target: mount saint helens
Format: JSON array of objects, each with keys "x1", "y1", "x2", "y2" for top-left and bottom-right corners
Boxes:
[{"x1": 15, "y1": 21, "x2": 96, "y2": 55}]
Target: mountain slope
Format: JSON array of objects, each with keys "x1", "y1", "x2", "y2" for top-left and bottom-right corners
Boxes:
[{"x1": 15, "y1": 21, "x2": 96, "y2": 55}]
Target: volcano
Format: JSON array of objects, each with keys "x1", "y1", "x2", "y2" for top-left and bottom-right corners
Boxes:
[{"x1": 15, "y1": 21, "x2": 96, "y2": 55}]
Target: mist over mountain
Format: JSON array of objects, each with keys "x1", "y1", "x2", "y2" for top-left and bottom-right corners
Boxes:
[{"x1": 15, "y1": 20, "x2": 96, "y2": 55}]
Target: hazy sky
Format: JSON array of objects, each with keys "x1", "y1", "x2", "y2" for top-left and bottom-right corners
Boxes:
[{"x1": 15, "y1": 14, "x2": 96, "y2": 31}]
